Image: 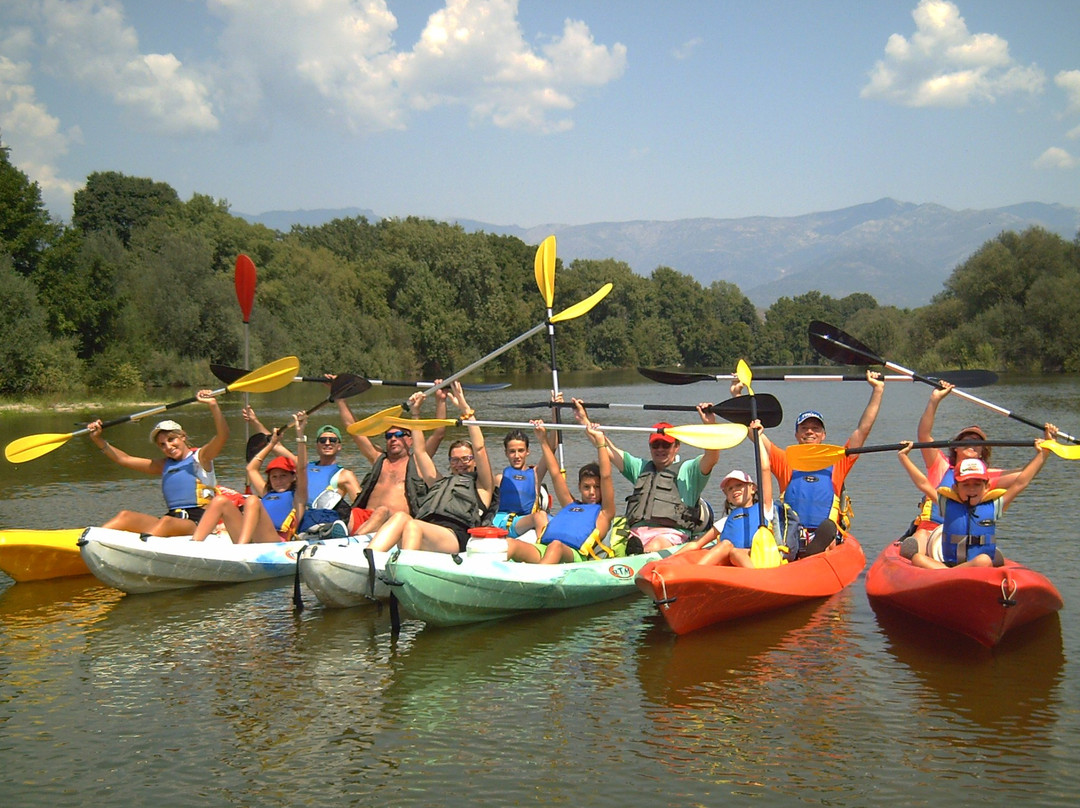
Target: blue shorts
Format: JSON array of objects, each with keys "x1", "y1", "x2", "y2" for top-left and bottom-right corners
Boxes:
[{"x1": 492, "y1": 512, "x2": 523, "y2": 538}]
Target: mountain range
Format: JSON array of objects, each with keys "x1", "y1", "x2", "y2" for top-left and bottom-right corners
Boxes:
[{"x1": 237, "y1": 198, "x2": 1080, "y2": 309}]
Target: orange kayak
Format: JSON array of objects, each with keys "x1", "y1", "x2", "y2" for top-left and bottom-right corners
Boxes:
[
  {"x1": 866, "y1": 539, "x2": 1063, "y2": 647},
  {"x1": 635, "y1": 536, "x2": 865, "y2": 635}
]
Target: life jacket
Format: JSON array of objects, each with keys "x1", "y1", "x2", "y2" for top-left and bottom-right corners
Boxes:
[
  {"x1": 306, "y1": 462, "x2": 342, "y2": 506},
  {"x1": 415, "y1": 473, "x2": 494, "y2": 530},
  {"x1": 914, "y1": 466, "x2": 957, "y2": 526},
  {"x1": 540, "y1": 502, "x2": 602, "y2": 550},
  {"x1": 718, "y1": 506, "x2": 758, "y2": 550},
  {"x1": 497, "y1": 466, "x2": 537, "y2": 514},
  {"x1": 937, "y1": 488, "x2": 1002, "y2": 565},
  {"x1": 355, "y1": 453, "x2": 428, "y2": 515},
  {"x1": 161, "y1": 449, "x2": 217, "y2": 510},
  {"x1": 261, "y1": 488, "x2": 298, "y2": 539},
  {"x1": 784, "y1": 467, "x2": 841, "y2": 530},
  {"x1": 624, "y1": 463, "x2": 707, "y2": 533},
  {"x1": 718, "y1": 504, "x2": 798, "y2": 557}
]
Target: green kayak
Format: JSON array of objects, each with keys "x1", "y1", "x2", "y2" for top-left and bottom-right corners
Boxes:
[{"x1": 383, "y1": 546, "x2": 677, "y2": 627}]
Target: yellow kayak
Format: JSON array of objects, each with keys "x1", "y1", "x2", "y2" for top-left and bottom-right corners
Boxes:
[{"x1": 0, "y1": 528, "x2": 89, "y2": 582}]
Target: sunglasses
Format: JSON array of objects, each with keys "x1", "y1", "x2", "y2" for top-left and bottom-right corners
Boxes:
[
  {"x1": 450, "y1": 454, "x2": 475, "y2": 464},
  {"x1": 317, "y1": 436, "x2": 341, "y2": 444},
  {"x1": 384, "y1": 430, "x2": 407, "y2": 440}
]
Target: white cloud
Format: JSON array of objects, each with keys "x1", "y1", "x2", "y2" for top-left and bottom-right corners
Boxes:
[
  {"x1": 0, "y1": 55, "x2": 82, "y2": 215},
  {"x1": 38, "y1": 0, "x2": 218, "y2": 134},
  {"x1": 210, "y1": 0, "x2": 627, "y2": 134},
  {"x1": 1033, "y1": 147, "x2": 1077, "y2": 170},
  {"x1": 673, "y1": 37, "x2": 703, "y2": 61},
  {"x1": 1057, "y1": 69, "x2": 1080, "y2": 115},
  {"x1": 862, "y1": 0, "x2": 1045, "y2": 107}
]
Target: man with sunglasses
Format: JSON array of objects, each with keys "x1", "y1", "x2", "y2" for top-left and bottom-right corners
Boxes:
[{"x1": 336, "y1": 388, "x2": 448, "y2": 532}]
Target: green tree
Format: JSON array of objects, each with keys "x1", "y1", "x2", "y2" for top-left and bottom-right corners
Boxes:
[
  {"x1": 0, "y1": 140, "x2": 58, "y2": 277},
  {"x1": 73, "y1": 171, "x2": 180, "y2": 247}
]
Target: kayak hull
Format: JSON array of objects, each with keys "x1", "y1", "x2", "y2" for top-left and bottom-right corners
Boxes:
[
  {"x1": 297, "y1": 538, "x2": 391, "y2": 606},
  {"x1": 635, "y1": 536, "x2": 865, "y2": 635},
  {"x1": 384, "y1": 548, "x2": 673, "y2": 627},
  {"x1": 78, "y1": 527, "x2": 308, "y2": 594},
  {"x1": 0, "y1": 528, "x2": 90, "y2": 582},
  {"x1": 866, "y1": 540, "x2": 1063, "y2": 647}
]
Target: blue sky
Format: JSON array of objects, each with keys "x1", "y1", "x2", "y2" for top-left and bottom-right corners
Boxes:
[{"x1": 2, "y1": 0, "x2": 1078, "y2": 227}]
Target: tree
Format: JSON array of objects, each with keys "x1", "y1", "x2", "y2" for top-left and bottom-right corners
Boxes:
[
  {"x1": 0, "y1": 139, "x2": 58, "y2": 277},
  {"x1": 73, "y1": 171, "x2": 180, "y2": 247}
]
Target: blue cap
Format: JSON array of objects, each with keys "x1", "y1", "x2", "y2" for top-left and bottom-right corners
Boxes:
[{"x1": 795, "y1": 410, "x2": 825, "y2": 430}]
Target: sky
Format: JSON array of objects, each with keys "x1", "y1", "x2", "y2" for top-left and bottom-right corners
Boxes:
[{"x1": 2, "y1": 0, "x2": 1079, "y2": 227}]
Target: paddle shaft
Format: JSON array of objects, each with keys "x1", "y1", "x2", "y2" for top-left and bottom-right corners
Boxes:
[
  {"x1": 849, "y1": 439, "x2": 1041, "y2": 456},
  {"x1": 641, "y1": 370, "x2": 996, "y2": 384}
]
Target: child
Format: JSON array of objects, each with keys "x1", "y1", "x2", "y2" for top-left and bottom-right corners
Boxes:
[
  {"x1": 507, "y1": 411, "x2": 616, "y2": 564},
  {"x1": 87, "y1": 390, "x2": 228, "y2": 536},
  {"x1": 492, "y1": 429, "x2": 549, "y2": 539},
  {"x1": 685, "y1": 420, "x2": 780, "y2": 568},
  {"x1": 897, "y1": 429, "x2": 1055, "y2": 569},
  {"x1": 193, "y1": 412, "x2": 310, "y2": 544}
]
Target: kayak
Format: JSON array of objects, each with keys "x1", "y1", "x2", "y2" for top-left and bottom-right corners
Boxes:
[
  {"x1": 382, "y1": 545, "x2": 679, "y2": 627},
  {"x1": 78, "y1": 527, "x2": 312, "y2": 594},
  {"x1": 634, "y1": 536, "x2": 866, "y2": 635},
  {"x1": 0, "y1": 528, "x2": 90, "y2": 582},
  {"x1": 297, "y1": 537, "x2": 392, "y2": 606},
  {"x1": 865, "y1": 539, "x2": 1063, "y2": 647}
]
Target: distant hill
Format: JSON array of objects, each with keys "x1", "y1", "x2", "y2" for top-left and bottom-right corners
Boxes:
[{"x1": 237, "y1": 198, "x2": 1080, "y2": 309}]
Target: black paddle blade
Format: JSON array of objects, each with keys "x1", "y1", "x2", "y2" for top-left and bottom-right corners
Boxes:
[
  {"x1": 807, "y1": 321, "x2": 883, "y2": 366},
  {"x1": 246, "y1": 432, "x2": 270, "y2": 461},
  {"x1": 928, "y1": 369, "x2": 999, "y2": 388},
  {"x1": 711, "y1": 393, "x2": 783, "y2": 428},
  {"x1": 329, "y1": 373, "x2": 372, "y2": 400},
  {"x1": 210, "y1": 363, "x2": 247, "y2": 384},
  {"x1": 637, "y1": 367, "x2": 717, "y2": 385}
]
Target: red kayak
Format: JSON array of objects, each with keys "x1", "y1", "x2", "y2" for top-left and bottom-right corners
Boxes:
[
  {"x1": 865, "y1": 540, "x2": 1063, "y2": 647},
  {"x1": 635, "y1": 536, "x2": 865, "y2": 635}
]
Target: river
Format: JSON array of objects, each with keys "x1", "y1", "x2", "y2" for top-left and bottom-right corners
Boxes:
[{"x1": 1, "y1": 371, "x2": 1078, "y2": 806}]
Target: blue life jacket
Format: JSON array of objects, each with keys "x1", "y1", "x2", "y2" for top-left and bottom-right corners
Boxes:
[
  {"x1": 498, "y1": 466, "x2": 537, "y2": 514},
  {"x1": 540, "y1": 502, "x2": 603, "y2": 550},
  {"x1": 261, "y1": 488, "x2": 297, "y2": 536},
  {"x1": 161, "y1": 451, "x2": 217, "y2": 510},
  {"x1": 719, "y1": 505, "x2": 757, "y2": 550},
  {"x1": 784, "y1": 467, "x2": 839, "y2": 530},
  {"x1": 306, "y1": 462, "x2": 342, "y2": 506},
  {"x1": 938, "y1": 490, "x2": 999, "y2": 565},
  {"x1": 923, "y1": 466, "x2": 957, "y2": 525}
]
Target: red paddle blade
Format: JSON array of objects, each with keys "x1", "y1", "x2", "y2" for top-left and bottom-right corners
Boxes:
[{"x1": 235, "y1": 254, "x2": 257, "y2": 323}]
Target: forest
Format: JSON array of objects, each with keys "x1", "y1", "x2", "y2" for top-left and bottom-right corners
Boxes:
[{"x1": 3, "y1": 138, "x2": 1080, "y2": 398}]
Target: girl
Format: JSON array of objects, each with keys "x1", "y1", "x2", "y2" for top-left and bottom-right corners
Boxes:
[{"x1": 193, "y1": 412, "x2": 308, "y2": 544}]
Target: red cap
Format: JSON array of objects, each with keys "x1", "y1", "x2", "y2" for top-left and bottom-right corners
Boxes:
[
  {"x1": 649, "y1": 422, "x2": 677, "y2": 445},
  {"x1": 266, "y1": 456, "x2": 296, "y2": 474},
  {"x1": 954, "y1": 458, "x2": 989, "y2": 483}
]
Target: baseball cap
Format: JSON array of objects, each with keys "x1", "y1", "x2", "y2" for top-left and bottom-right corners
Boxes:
[
  {"x1": 795, "y1": 410, "x2": 825, "y2": 429},
  {"x1": 954, "y1": 457, "x2": 989, "y2": 483},
  {"x1": 649, "y1": 422, "x2": 677, "y2": 445},
  {"x1": 266, "y1": 456, "x2": 297, "y2": 473},
  {"x1": 953, "y1": 425, "x2": 987, "y2": 442},
  {"x1": 149, "y1": 419, "x2": 184, "y2": 444},
  {"x1": 316, "y1": 425, "x2": 342, "y2": 441},
  {"x1": 720, "y1": 470, "x2": 754, "y2": 487}
]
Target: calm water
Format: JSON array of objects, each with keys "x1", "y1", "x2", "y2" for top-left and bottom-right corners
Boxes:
[{"x1": 2, "y1": 372, "x2": 1079, "y2": 806}]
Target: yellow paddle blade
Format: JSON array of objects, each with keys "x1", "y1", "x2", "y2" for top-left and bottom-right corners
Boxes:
[
  {"x1": 736, "y1": 359, "x2": 755, "y2": 396},
  {"x1": 534, "y1": 235, "x2": 556, "y2": 307},
  {"x1": 664, "y1": 422, "x2": 748, "y2": 450},
  {"x1": 1040, "y1": 439, "x2": 1080, "y2": 460},
  {"x1": 5, "y1": 432, "x2": 74, "y2": 464},
  {"x1": 550, "y1": 283, "x2": 612, "y2": 323},
  {"x1": 228, "y1": 356, "x2": 300, "y2": 393},
  {"x1": 785, "y1": 443, "x2": 847, "y2": 471},
  {"x1": 346, "y1": 405, "x2": 406, "y2": 436},
  {"x1": 750, "y1": 526, "x2": 785, "y2": 568}
]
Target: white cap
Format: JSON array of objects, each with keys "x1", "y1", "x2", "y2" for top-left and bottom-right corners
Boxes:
[
  {"x1": 150, "y1": 419, "x2": 184, "y2": 444},
  {"x1": 720, "y1": 470, "x2": 753, "y2": 487}
]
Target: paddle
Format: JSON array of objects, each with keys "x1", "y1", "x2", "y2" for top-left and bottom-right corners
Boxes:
[
  {"x1": 735, "y1": 361, "x2": 784, "y2": 569},
  {"x1": 638, "y1": 366, "x2": 999, "y2": 387},
  {"x1": 234, "y1": 254, "x2": 257, "y2": 439},
  {"x1": 399, "y1": 282, "x2": 613, "y2": 411},
  {"x1": 4, "y1": 356, "x2": 301, "y2": 464},
  {"x1": 808, "y1": 320, "x2": 1079, "y2": 444},
  {"x1": 244, "y1": 373, "x2": 372, "y2": 458},
  {"x1": 345, "y1": 405, "x2": 408, "y2": 438},
  {"x1": 534, "y1": 235, "x2": 567, "y2": 474},
  {"x1": 355, "y1": 416, "x2": 749, "y2": 452},
  {"x1": 514, "y1": 395, "x2": 784, "y2": 428},
  {"x1": 208, "y1": 364, "x2": 509, "y2": 392},
  {"x1": 785, "y1": 439, "x2": 1080, "y2": 472}
]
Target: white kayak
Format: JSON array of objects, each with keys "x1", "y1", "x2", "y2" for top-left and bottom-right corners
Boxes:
[
  {"x1": 383, "y1": 543, "x2": 679, "y2": 627},
  {"x1": 78, "y1": 527, "x2": 313, "y2": 594},
  {"x1": 296, "y1": 536, "x2": 392, "y2": 607}
]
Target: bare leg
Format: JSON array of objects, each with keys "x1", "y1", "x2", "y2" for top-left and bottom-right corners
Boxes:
[
  {"x1": 353, "y1": 505, "x2": 390, "y2": 535},
  {"x1": 103, "y1": 510, "x2": 161, "y2": 534},
  {"x1": 402, "y1": 520, "x2": 460, "y2": 553},
  {"x1": 696, "y1": 540, "x2": 733, "y2": 566},
  {"x1": 539, "y1": 540, "x2": 573, "y2": 564},
  {"x1": 367, "y1": 511, "x2": 411, "y2": 552},
  {"x1": 148, "y1": 514, "x2": 198, "y2": 537},
  {"x1": 193, "y1": 495, "x2": 235, "y2": 541},
  {"x1": 506, "y1": 538, "x2": 543, "y2": 563}
]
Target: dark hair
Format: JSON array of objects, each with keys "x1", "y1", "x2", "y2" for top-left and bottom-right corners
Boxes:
[
  {"x1": 447, "y1": 439, "x2": 473, "y2": 458},
  {"x1": 503, "y1": 429, "x2": 529, "y2": 449},
  {"x1": 578, "y1": 462, "x2": 600, "y2": 484}
]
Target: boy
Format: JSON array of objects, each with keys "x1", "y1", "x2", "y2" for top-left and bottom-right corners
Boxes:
[
  {"x1": 492, "y1": 429, "x2": 549, "y2": 539},
  {"x1": 897, "y1": 430, "x2": 1055, "y2": 569}
]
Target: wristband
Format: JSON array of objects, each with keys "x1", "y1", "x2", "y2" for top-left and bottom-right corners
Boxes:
[
  {"x1": 463, "y1": 408, "x2": 476, "y2": 420},
  {"x1": 297, "y1": 436, "x2": 307, "y2": 443}
]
